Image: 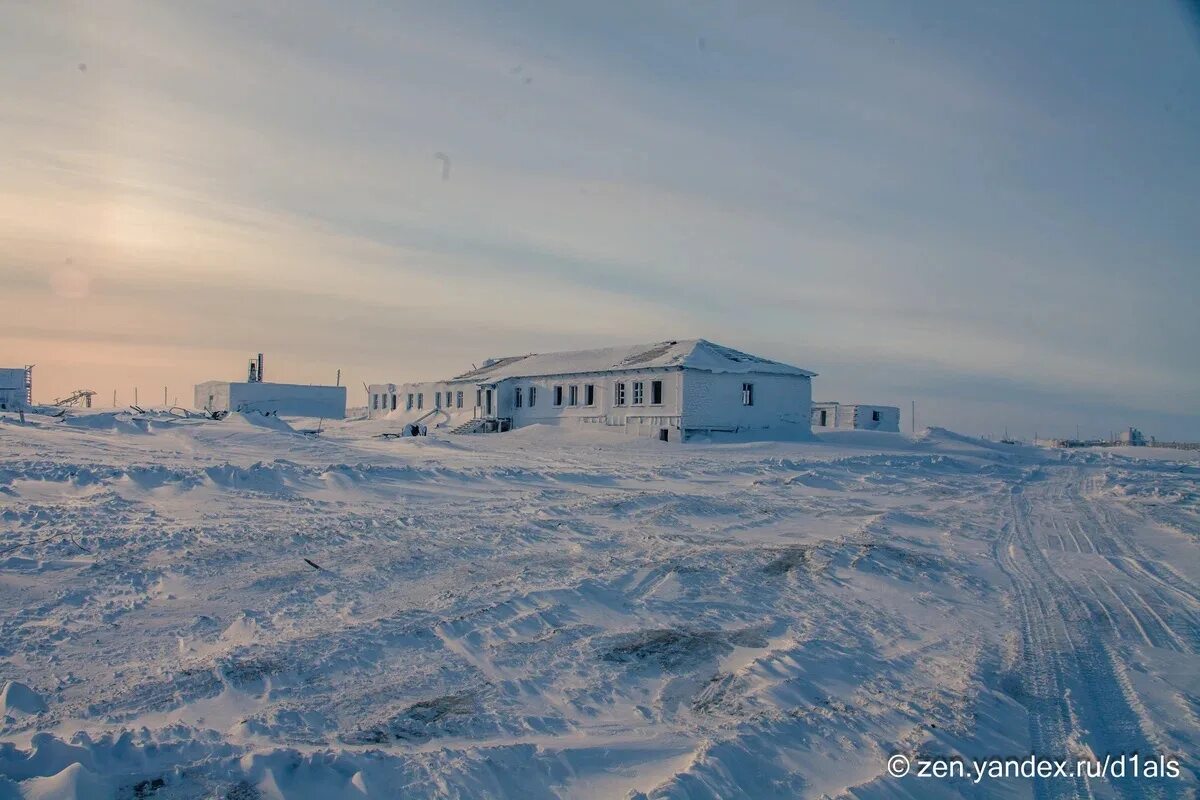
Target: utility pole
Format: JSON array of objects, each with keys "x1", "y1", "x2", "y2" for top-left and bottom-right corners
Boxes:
[
  {"x1": 134, "y1": 387, "x2": 138, "y2": 406},
  {"x1": 336, "y1": 369, "x2": 341, "y2": 387},
  {"x1": 911, "y1": 400, "x2": 916, "y2": 434},
  {"x1": 164, "y1": 386, "x2": 168, "y2": 407},
  {"x1": 112, "y1": 389, "x2": 117, "y2": 407}
]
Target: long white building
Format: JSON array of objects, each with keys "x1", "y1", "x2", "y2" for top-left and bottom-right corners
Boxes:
[{"x1": 368, "y1": 339, "x2": 816, "y2": 441}]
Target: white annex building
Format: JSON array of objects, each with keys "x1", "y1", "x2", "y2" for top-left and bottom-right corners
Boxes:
[
  {"x1": 811, "y1": 402, "x2": 900, "y2": 432},
  {"x1": 368, "y1": 339, "x2": 816, "y2": 441},
  {"x1": 195, "y1": 354, "x2": 346, "y2": 419}
]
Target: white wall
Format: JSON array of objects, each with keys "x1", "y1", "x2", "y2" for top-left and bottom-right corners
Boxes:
[
  {"x1": 367, "y1": 382, "x2": 472, "y2": 419},
  {"x1": 846, "y1": 405, "x2": 900, "y2": 432},
  {"x1": 195, "y1": 381, "x2": 232, "y2": 412},
  {"x1": 681, "y1": 371, "x2": 811, "y2": 435},
  {"x1": 502, "y1": 369, "x2": 684, "y2": 431},
  {"x1": 196, "y1": 381, "x2": 346, "y2": 418}
]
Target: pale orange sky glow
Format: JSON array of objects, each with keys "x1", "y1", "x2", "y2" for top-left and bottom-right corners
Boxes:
[{"x1": 2, "y1": 2, "x2": 1197, "y2": 438}]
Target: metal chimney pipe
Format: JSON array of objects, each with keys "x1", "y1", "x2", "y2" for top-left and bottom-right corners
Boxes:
[{"x1": 257, "y1": 353, "x2": 264, "y2": 383}]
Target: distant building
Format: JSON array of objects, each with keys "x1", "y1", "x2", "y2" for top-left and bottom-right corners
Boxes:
[
  {"x1": 811, "y1": 402, "x2": 900, "y2": 433},
  {"x1": 1116, "y1": 427, "x2": 1147, "y2": 446},
  {"x1": 368, "y1": 339, "x2": 816, "y2": 441},
  {"x1": 195, "y1": 354, "x2": 345, "y2": 418},
  {"x1": 0, "y1": 367, "x2": 32, "y2": 411}
]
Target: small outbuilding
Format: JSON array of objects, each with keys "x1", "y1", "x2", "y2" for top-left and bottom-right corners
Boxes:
[
  {"x1": 195, "y1": 354, "x2": 345, "y2": 418},
  {"x1": 811, "y1": 402, "x2": 900, "y2": 432}
]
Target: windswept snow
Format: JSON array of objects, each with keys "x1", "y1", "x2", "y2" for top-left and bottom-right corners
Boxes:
[{"x1": 0, "y1": 413, "x2": 1196, "y2": 798}]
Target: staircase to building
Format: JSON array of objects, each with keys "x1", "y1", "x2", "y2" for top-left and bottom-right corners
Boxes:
[{"x1": 451, "y1": 418, "x2": 487, "y2": 435}]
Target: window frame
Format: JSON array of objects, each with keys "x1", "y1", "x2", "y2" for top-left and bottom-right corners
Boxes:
[
  {"x1": 553, "y1": 385, "x2": 564, "y2": 406},
  {"x1": 515, "y1": 387, "x2": 523, "y2": 408},
  {"x1": 584, "y1": 383, "x2": 595, "y2": 406},
  {"x1": 456, "y1": 391, "x2": 463, "y2": 409},
  {"x1": 632, "y1": 381, "x2": 644, "y2": 405},
  {"x1": 741, "y1": 383, "x2": 754, "y2": 406},
  {"x1": 529, "y1": 386, "x2": 537, "y2": 407},
  {"x1": 615, "y1": 382, "x2": 626, "y2": 406},
  {"x1": 568, "y1": 385, "x2": 578, "y2": 406},
  {"x1": 417, "y1": 393, "x2": 424, "y2": 410},
  {"x1": 650, "y1": 380, "x2": 663, "y2": 405}
]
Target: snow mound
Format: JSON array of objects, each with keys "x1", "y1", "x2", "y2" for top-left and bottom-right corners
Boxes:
[
  {"x1": 220, "y1": 412, "x2": 296, "y2": 433},
  {"x1": 0, "y1": 682, "x2": 47, "y2": 717},
  {"x1": 12, "y1": 762, "x2": 109, "y2": 800}
]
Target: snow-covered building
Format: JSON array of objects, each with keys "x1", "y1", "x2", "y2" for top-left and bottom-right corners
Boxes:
[
  {"x1": 195, "y1": 355, "x2": 345, "y2": 418},
  {"x1": 195, "y1": 381, "x2": 346, "y2": 418},
  {"x1": 0, "y1": 367, "x2": 32, "y2": 411},
  {"x1": 368, "y1": 339, "x2": 816, "y2": 441},
  {"x1": 811, "y1": 402, "x2": 900, "y2": 432}
]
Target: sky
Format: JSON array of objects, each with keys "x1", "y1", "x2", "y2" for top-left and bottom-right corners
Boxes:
[{"x1": 2, "y1": 1, "x2": 1198, "y2": 440}]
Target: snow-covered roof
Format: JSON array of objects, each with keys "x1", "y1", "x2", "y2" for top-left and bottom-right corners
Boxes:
[{"x1": 451, "y1": 339, "x2": 816, "y2": 382}]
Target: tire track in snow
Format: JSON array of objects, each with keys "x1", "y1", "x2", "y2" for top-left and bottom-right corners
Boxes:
[{"x1": 996, "y1": 475, "x2": 1165, "y2": 800}]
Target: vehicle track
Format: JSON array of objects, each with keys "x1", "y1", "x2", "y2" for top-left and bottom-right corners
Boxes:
[{"x1": 995, "y1": 468, "x2": 1170, "y2": 800}]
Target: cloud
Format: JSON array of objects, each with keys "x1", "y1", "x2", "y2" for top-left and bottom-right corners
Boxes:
[{"x1": 0, "y1": 1, "x2": 1196, "y2": 436}]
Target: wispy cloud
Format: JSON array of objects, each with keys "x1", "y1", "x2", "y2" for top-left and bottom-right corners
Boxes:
[{"x1": 1, "y1": 1, "x2": 1196, "y2": 437}]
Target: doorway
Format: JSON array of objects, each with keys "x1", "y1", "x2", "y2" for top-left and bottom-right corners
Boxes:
[
  {"x1": 485, "y1": 388, "x2": 493, "y2": 416},
  {"x1": 659, "y1": 428, "x2": 669, "y2": 442}
]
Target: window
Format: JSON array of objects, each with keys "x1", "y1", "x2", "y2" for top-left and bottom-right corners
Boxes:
[
  {"x1": 872, "y1": 410, "x2": 881, "y2": 422},
  {"x1": 568, "y1": 385, "x2": 578, "y2": 406},
  {"x1": 742, "y1": 383, "x2": 754, "y2": 406},
  {"x1": 476, "y1": 389, "x2": 482, "y2": 407},
  {"x1": 818, "y1": 409, "x2": 827, "y2": 426},
  {"x1": 553, "y1": 385, "x2": 564, "y2": 406},
  {"x1": 529, "y1": 386, "x2": 537, "y2": 406},
  {"x1": 585, "y1": 384, "x2": 595, "y2": 406},
  {"x1": 372, "y1": 394, "x2": 379, "y2": 410},
  {"x1": 632, "y1": 381, "x2": 644, "y2": 405},
  {"x1": 515, "y1": 387, "x2": 523, "y2": 408},
  {"x1": 446, "y1": 391, "x2": 453, "y2": 408},
  {"x1": 417, "y1": 393, "x2": 423, "y2": 410},
  {"x1": 456, "y1": 391, "x2": 463, "y2": 409},
  {"x1": 391, "y1": 394, "x2": 397, "y2": 410},
  {"x1": 435, "y1": 392, "x2": 442, "y2": 408},
  {"x1": 650, "y1": 380, "x2": 663, "y2": 405},
  {"x1": 406, "y1": 394, "x2": 414, "y2": 411},
  {"x1": 615, "y1": 382, "x2": 626, "y2": 406}
]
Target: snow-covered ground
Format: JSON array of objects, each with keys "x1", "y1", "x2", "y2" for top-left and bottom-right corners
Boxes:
[{"x1": 0, "y1": 411, "x2": 1196, "y2": 798}]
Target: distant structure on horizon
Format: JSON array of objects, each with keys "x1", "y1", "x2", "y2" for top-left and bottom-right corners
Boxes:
[
  {"x1": 810, "y1": 402, "x2": 900, "y2": 433},
  {"x1": 195, "y1": 354, "x2": 346, "y2": 419},
  {"x1": 368, "y1": 339, "x2": 816, "y2": 442},
  {"x1": 0, "y1": 366, "x2": 33, "y2": 411}
]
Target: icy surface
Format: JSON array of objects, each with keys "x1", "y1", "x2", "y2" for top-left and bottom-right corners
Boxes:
[{"x1": 0, "y1": 412, "x2": 1197, "y2": 798}]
